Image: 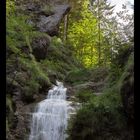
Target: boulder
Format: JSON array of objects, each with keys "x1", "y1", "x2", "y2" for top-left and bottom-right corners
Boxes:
[
  {"x1": 37, "y1": 4, "x2": 71, "y2": 36},
  {"x1": 31, "y1": 35, "x2": 51, "y2": 60},
  {"x1": 17, "y1": 0, "x2": 71, "y2": 36}
]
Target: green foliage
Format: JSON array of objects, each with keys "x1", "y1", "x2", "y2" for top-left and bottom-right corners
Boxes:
[
  {"x1": 107, "y1": 64, "x2": 122, "y2": 87},
  {"x1": 6, "y1": 0, "x2": 15, "y2": 16},
  {"x1": 67, "y1": 54, "x2": 134, "y2": 140},
  {"x1": 6, "y1": 0, "x2": 134, "y2": 139},
  {"x1": 65, "y1": 66, "x2": 108, "y2": 85},
  {"x1": 117, "y1": 53, "x2": 134, "y2": 121},
  {"x1": 49, "y1": 37, "x2": 67, "y2": 60},
  {"x1": 41, "y1": 60, "x2": 67, "y2": 80},
  {"x1": 64, "y1": 0, "x2": 118, "y2": 67},
  {"x1": 6, "y1": 2, "x2": 51, "y2": 102},
  {"x1": 65, "y1": 68, "x2": 91, "y2": 85},
  {"x1": 67, "y1": 87, "x2": 130, "y2": 140},
  {"x1": 6, "y1": 13, "x2": 33, "y2": 55},
  {"x1": 67, "y1": 0, "x2": 100, "y2": 67},
  {"x1": 20, "y1": 56, "x2": 50, "y2": 83},
  {"x1": 18, "y1": 55, "x2": 51, "y2": 101},
  {"x1": 113, "y1": 44, "x2": 133, "y2": 69},
  {"x1": 75, "y1": 89, "x2": 95, "y2": 103},
  {"x1": 107, "y1": 45, "x2": 133, "y2": 87},
  {"x1": 39, "y1": 36, "x2": 80, "y2": 81},
  {"x1": 61, "y1": 0, "x2": 133, "y2": 68}
]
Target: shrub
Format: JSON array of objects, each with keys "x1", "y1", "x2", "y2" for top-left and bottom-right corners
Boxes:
[
  {"x1": 75, "y1": 89, "x2": 95, "y2": 103},
  {"x1": 65, "y1": 68, "x2": 90, "y2": 85},
  {"x1": 67, "y1": 88, "x2": 133, "y2": 140}
]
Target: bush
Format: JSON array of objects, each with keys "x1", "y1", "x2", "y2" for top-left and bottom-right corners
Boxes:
[
  {"x1": 89, "y1": 66, "x2": 109, "y2": 82},
  {"x1": 75, "y1": 89, "x2": 95, "y2": 103},
  {"x1": 65, "y1": 66, "x2": 109, "y2": 86},
  {"x1": 65, "y1": 68, "x2": 90, "y2": 85},
  {"x1": 67, "y1": 87, "x2": 133, "y2": 140},
  {"x1": 118, "y1": 53, "x2": 134, "y2": 122}
]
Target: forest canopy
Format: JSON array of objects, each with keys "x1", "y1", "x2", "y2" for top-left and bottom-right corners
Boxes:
[{"x1": 60, "y1": 0, "x2": 134, "y2": 67}]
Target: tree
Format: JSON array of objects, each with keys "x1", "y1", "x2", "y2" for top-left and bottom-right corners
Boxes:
[
  {"x1": 67, "y1": 0, "x2": 99, "y2": 67},
  {"x1": 60, "y1": 0, "x2": 133, "y2": 68},
  {"x1": 89, "y1": 0, "x2": 115, "y2": 65}
]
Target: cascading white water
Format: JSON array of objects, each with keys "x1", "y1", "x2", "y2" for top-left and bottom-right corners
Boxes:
[{"x1": 29, "y1": 81, "x2": 68, "y2": 140}]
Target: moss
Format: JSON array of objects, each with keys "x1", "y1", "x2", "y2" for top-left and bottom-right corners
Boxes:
[
  {"x1": 41, "y1": 4, "x2": 54, "y2": 15},
  {"x1": 67, "y1": 54, "x2": 134, "y2": 140},
  {"x1": 38, "y1": 36, "x2": 80, "y2": 81},
  {"x1": 7, "y1": 11, "x2": 51, "y2": 102},
  {"x1": 65, "y1": 66, "x2": 108, "y2": 86},
  {"x1": 6, "y1": 1, "x2": 81, "y2": 138},
  {"x1": 17, "y1": 56, "x2": 51, "y2": 102}
]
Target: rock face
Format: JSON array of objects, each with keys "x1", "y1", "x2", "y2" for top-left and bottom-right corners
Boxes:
[
  {"x1": 19, "y1": 0, "x2": 71, "y2": 36},
  {"x1": 8, "y1": 102, "x2": 35, "y2": 140},
  {"x1": 37, "y1": 4, "x2": 71, "y2": 36},
  {"x1": 17, "y1": 0, "x2": 71, "y2": 61}
]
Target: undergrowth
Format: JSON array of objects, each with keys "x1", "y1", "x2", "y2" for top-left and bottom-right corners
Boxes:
[{"x1": 67, "y1": 54, "x2": 134, "y2": 140}]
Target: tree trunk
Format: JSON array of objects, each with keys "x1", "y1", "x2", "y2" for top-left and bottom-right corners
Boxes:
[
  {"x1": 97, "y1": 0, "x2": 101, "y2": 65},
  {"x1": 98, "y1": 19, "x2": 101, "y2": 65},
  {"x1": 63, "y1": 14, "x2": 68, "y2": 42}
]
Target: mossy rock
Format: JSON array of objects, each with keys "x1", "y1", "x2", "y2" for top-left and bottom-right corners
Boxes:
[{"x1": 31, "y1": 34, "x2": 51, "y2": 61}]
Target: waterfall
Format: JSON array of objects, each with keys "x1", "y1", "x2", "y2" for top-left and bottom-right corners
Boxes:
[{"x1": 29, "y1": 81, "x2": 68, "y2": 140}]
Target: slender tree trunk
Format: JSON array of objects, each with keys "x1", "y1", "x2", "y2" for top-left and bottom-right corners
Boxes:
[
  {"x1": 90, "y1": 45, "x2": 94, "y2": 66},
  {"x1": 98, "y1": 18, "x2": 101, "y2": 65},
  {"x1": 97, "y1": 0, "x2": 101, "y2": 65},
  {"x1": 63, "y1": 14, "x2": 68, "y2": 42}
]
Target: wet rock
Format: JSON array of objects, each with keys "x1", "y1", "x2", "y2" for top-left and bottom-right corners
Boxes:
[
  {"x1": 66, "y1": 86, "x2": 76, "y2": 96},
  {"x1": 66, "y1": 95, "x2": 70, "y2": 100},
  {"x1": 9, "y1": 102, "x2": 36, "y2": 140}
]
